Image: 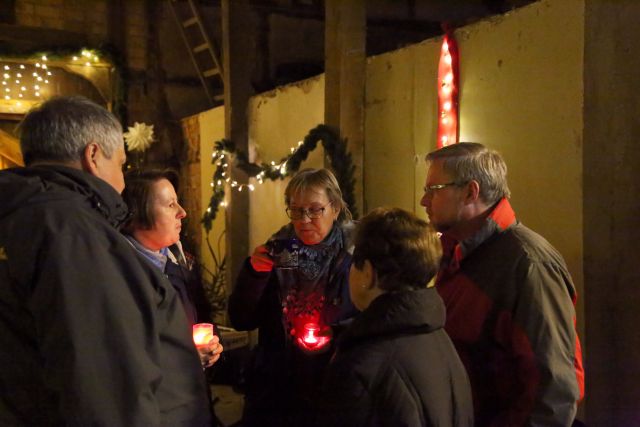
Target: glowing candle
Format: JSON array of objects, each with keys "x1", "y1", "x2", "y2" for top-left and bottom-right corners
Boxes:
[
  {"x1": 303, "y1": 323, "x2": 319, "y2": 346},
  {"x1": 192, "y1": 323, "x2": 214, "y2": 347}
]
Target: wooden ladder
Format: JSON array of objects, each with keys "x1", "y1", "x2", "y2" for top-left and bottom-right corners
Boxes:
[{"x1": 169, "y1": 0, "x2": 224, "y2": 106}]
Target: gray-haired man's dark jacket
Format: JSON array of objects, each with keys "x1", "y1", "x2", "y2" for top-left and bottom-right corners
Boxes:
[{"x1": 0, "y1": 165, "x2": 211, "y2": 426}]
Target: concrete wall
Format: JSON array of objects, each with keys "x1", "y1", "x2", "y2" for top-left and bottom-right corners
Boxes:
[
  {"x1": 583, "y1": 1, "x2": 640, "y2": 425},
  {"x1": 198, "y1": 106, "x2": 227, "y2": 299},
  {"x1": 366, "y1": 1, "x2": 584, "y2": 294},
  {"x1": 365, "y1": 39, "x2": 440, "y2": 217},
  {"x1": 246, "y1": 75, "x2": 325, "y2": 250}
]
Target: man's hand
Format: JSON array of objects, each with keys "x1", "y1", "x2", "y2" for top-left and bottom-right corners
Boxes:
[
  {"x1": 250, "y1": 245, "x2": 274, "y2": 272},
  {"x1": 198, "y1": 335, "x2": 223, "y2": 369}
]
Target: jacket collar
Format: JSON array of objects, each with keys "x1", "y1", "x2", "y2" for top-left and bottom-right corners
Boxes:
[
  {"x1": 338, "y1": 288, "x2": 445, "y2": 349},
  {"x1": 0, "y1": 165, "x2": 130, "y2": 228},
  {"x1": 439, "y1": 197, "x2": 517, "y2": 276}
]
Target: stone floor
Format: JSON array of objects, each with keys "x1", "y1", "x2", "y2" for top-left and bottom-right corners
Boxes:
[{"x1": 211, "y1": 384, "x2": 244, "y2": 427}]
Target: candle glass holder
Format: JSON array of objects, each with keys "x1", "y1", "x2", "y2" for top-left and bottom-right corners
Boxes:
[{"x1": 192, "y1": 323, "x2": 214, "y2": 348}]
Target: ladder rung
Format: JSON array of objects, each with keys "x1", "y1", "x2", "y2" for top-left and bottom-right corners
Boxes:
[
  {"x1": 214, "y1": 94, "x2": 224, "y2": 102},
  {"x1": 203, "y1": 68, "x2": 220, "y2": 78},
  {"x1": 193, "y1": 43, "x2": 209, "y2": 53},
  {"x1": 183, "y1": 17, "x2": 197, "y2": 28}
]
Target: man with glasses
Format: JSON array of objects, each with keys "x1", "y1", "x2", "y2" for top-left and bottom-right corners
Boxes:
[
  {"x1": 420, "y1": 143, "x2": 584, "y2": 427},
  {"x1": 229, "y1": 168, "x2": 358, "y2": 427}
]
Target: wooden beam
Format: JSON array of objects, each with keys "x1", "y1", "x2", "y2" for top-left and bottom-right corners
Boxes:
[
  {"x1": 221, "y1": 0, "x2": 255, "y2": 296},
  {"x1": 324, "y1": 0, "x2": 366, "y2": 216},
  {"x1": 0, "y1": 23, "x2": 87, "y2": 49}
]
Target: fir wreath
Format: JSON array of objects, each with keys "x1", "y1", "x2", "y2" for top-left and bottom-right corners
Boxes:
[{"x1": 203, "y1": 124, "x2": 358, "y2": 231}]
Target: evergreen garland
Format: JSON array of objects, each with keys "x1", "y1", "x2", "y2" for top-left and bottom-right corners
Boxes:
[{"x1": 203, "y1": 124, "x2": 357, "y2": 231}]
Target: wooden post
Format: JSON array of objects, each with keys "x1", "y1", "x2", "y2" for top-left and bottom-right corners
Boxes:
[
  {"x1": 324, "y1": 0, "x2": 366, "y2": 217},
  {"x1": 221, "y1": 0, "x2": 255, "y2": 293}
]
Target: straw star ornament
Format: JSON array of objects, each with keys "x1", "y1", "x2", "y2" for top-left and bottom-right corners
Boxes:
[{"x1": 124, "y1": 122, "x2": 155, "y2": 152}]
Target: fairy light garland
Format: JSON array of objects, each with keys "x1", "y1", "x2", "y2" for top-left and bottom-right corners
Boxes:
[
  {"x1": 1, "y1": 48, "x2": 111, "y2": 114},
  {"x1": 202, "y1": 124, "x2": 357, "y2": 231}
]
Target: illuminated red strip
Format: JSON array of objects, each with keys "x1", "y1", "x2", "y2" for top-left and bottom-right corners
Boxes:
[{"x1": 437, "y1": 33, "x2": 459, "y2": 148}]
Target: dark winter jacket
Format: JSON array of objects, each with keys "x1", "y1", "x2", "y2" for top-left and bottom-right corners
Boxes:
[
  {"x1": 125, "y1": 235, "x2": 211, "y2": 325},
  {"x1": 0, "y1": 165, "x2": 211, "y2": 426},
  {"x1": 436, "y1": 198, "x2": 584, "y2": 427},
  {"x1": 229, "y1": 222, "x2": 358, "y2": 426},
  {"x1": 318, "y1": 288, "x2": 474, "y2": 427}
]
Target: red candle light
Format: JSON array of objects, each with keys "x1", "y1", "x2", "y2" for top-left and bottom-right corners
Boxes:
[
  {"x1": 303, "y1": 323, "x2": 319, "y2": 346},
  {"x1": 192, "y1": 323, "x2": 214, "y2": 347},
  {"x1": 296, "y1": 322, "x2": 331, "y2": 352}
]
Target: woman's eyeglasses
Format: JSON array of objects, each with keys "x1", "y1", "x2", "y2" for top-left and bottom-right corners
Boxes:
[{"x1": 285, "y1": 203, "x2": 332, "y2": 220}]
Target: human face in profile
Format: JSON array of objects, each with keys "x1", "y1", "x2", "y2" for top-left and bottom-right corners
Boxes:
[
  {"x1": 420, "y1": 159, "x2": 465, "y2": 234},
  {"x1": 133, "y1": 178, "x2": 187, "y2": 251}
]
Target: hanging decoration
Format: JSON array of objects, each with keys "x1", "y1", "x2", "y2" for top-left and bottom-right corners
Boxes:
[
  {"x1": 436, "y1": 31, "x2": 460, "y2": 148},
  {"x1": 203, "y1": 124, "x2": 357, "y2": 231},
  {"x1": 124, "y1": 122, "x2": 156, "y2": 152}
]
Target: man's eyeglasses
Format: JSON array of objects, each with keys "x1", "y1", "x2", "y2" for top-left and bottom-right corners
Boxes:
[
  {"x1": 423, "y1": 182, "x2": 462, "y2": 195},
  {"x1": 286, "y1": 203, "x2": 331, "y2": 220}
]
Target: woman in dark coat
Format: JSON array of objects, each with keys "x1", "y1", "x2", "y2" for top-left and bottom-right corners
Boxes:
[
  {"x1": 318, "y1": 207, "x2": 473, "y2": 427},
  {"x1": 121, "y1": 169, "x2": 223, "y2": 368},
  {"x1": 229, "y1": 168, "x2": 358, "y2": 426}
]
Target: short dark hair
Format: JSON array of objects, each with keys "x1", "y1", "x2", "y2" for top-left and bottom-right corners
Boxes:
[
  {"x1": 121, "y1": 169, "x2": 179, "y2": 233},
  {"x1": 18, "y1": 95, "x2": 122, "y2": 166},
  {"x1": 352, "y1": 207, "x2": 442, "y2": 291}
]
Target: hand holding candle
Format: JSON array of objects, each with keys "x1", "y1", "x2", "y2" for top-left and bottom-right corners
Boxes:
[{"x1": 192, "y1": 323, "x2": 223, "y2": 368}]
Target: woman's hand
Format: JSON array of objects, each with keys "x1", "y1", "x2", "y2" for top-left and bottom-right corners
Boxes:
[
  {"x1": 198, "y1": 335, "x2": 223, "y2": 369},
  {"x1": 250, "y1": 244, "x2": 274, "y2": 272}
]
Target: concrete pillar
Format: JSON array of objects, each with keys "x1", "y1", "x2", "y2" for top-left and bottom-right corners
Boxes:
[{"x1": 583, "y1": 1, "x2": 640, "y2": 425}]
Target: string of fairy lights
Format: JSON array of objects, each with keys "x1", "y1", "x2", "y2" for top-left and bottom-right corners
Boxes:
[
  {"x1": 201, "y1": 124, "x2": 357, "y2": 231},
  {"x1": 1, "y1": 49, "x2": 104, "y2": 107},
  {"x1": 205, "y1": 139, "x2": 305, "y2": 212}
]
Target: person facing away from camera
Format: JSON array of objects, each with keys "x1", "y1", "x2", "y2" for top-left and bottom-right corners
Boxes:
[
  {"x1": 228, "y1": 168, "x2": 359, "y2": 426},
  {"x1": 420, "y1": 142, "x2": 584, "y2": 426},
  {"x1": 121, "y1": 169, "x2": 223, "y2": 369},
  {"x1": 0, "y1": 96, "x2": 211, "y2": 426},
  {"x1": 317, "y1": 207, "x2": 473, "y2": 427}
]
